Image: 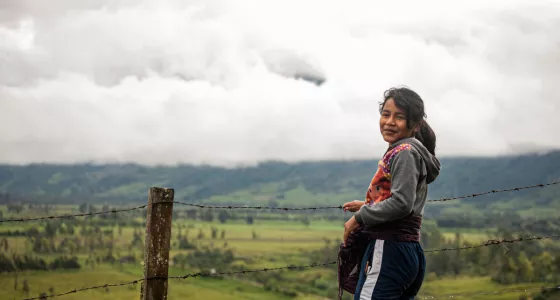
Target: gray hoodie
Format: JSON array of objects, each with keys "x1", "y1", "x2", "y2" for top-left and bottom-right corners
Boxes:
[{"x1": 354, "y1": 137, "x2": 440, "y2": 235}]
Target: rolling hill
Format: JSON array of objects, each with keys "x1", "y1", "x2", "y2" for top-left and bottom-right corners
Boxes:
[{"x1": 0, "y1": 150, "x2": 559, "y2": 219}]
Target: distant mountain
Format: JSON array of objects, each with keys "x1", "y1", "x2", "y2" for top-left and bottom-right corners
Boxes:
[{"x1": 0, "y1": 150, "x2": 559, "y2": 218}]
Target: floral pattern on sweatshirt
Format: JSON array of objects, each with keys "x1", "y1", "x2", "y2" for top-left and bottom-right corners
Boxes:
[{"x1": 365, "y1": 143, "x2": 412, "y2": 205}]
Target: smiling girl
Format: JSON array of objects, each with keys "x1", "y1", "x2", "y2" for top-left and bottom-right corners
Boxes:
[{"x1": 339, "y1": 87, "x2": 441, "y2": 299}]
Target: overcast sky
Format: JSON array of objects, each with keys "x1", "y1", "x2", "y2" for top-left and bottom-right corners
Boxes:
[{"x1": 1, "y1": 0, "x2": 559, "y2": 166}]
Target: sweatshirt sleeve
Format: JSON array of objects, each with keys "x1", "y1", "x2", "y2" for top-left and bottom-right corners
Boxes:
[{"x1": 354, "y1": 148, "x2": 420, "y2": 226}]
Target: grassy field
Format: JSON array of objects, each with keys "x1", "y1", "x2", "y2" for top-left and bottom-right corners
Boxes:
[
  {"x1": 0, "y1": 266, "x2": 316, "y2": 300},
  {"x1": 0, "y1": 266, "x2": 549, "y2": 300},
  {"x1": 419, "y1": 276, "x2": 549, "y2": 300},
  {"x1": 0, "y1": 205, "x2": 552, "y2": 300}
]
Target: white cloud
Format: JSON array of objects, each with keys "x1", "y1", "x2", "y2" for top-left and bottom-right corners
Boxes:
[{"x1": 1, "y1": 0, "x2": 559, "y2": 166}]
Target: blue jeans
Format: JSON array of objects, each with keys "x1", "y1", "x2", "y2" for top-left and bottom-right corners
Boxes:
[{"x1": 353, "y1": 239, "x2": 426, "y2": 300}]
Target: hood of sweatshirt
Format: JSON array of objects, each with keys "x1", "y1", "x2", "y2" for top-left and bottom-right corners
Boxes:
[{"x1": 391, "y1": 137, "x2": 441, "y2": 184}]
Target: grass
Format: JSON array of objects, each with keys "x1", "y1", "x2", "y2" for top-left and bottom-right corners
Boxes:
[
  {"x1": 0, "y1": 204, "x2": 550, "y2": 300},
  {"x1": 0, "y1": 266, "x2": 550, "y2": 300},
  {"x1": 419, "y1": 276, "x2": 548, "y2": 300},
  {"x1": 0, "y1": 267, "x2": 141, "y2": 300},
  {"x1": 439, "y1": 227, "x2": 493, "y2": 243},
  {"x1": 204, "y1": 183, "x2": 357, "y2": 208},
  {"x1": 0, "y1": 266, "x2": 303, "y2": 300}
]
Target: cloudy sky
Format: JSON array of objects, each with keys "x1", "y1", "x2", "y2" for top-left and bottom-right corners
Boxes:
[{"x1": 1, "y1": 0, "x2": 559, "y2": 166}]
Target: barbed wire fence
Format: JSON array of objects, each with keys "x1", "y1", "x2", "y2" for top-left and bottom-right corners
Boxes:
[
  {"x1": 0, "y1": 180, "x2": 558, "y2": 299},
  {"x1": 17, "y1": 233, "x2": 560, "y2": 299},
  {"x1": 22, "y1": 284, "x2": 560, "y2": 300},
  {"x1": 2, "y1": 180, "x2": 559, "y2": 223}
]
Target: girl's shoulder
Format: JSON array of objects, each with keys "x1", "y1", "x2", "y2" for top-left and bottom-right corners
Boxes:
[{"x1": 382, "y1": 143, "x2": 413, "y2": 165}]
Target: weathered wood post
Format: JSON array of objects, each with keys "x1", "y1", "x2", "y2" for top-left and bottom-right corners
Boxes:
[{"x1": 142, "y1": 187, "x2": 174, "y2": 300}]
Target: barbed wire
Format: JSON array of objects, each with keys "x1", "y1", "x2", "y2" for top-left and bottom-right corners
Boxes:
[
  {"x1": 174, "y1": 180, "x2": 560, "y2": 208},
  {"x1": 426, "y1": 180, "x2": 560, "y2": 203},
  {"x1": 173, "y1": 201, "x2": 342, "y2": 210},
  {"x1": 21, "y1": 262, "x2": 337, "y2": 300},
  {"x1": 23, "y1": 279, "x2": 559, "y2": 300},
  {"x1": 418, "y1": 284, "x2": 559, "y2": 299},
  {"x1": 424, "y1": 234, "x2": 560, "y2": 252},
  {"x1": 23, "y1": 279, "x2": 143, "y2": 300},
  {"x1": 0, "y1": 204, "x2": 147, "y2": 223},
  {"x1": 240, "y1": 234, "x2": 560, "y2": 260},
  {"x1": 1, "y1": 180, "x2": 558, "y2": 222},
  {"x1": 168, "y1": 261, "x2": 337, "y2": 280},
  {"x1": 17, "y1": 233, "x2": 558, "y2": 299}
]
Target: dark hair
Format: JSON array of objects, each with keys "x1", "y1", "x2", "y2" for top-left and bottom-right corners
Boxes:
[{"x1": 379, "y1": 86, "x2": 437, "y2": 155}]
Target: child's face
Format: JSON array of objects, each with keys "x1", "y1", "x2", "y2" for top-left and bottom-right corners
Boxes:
[{"x1": 379, "y1": 98, "x2": 415, "y2": 144}]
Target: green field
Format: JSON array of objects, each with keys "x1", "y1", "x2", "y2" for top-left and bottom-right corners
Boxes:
[
  {"x1": 0, "y1": 268, "x2": 550, "y2": 300},
  {"x1": 0, "y1": 204, "x2": 558, "y2": 300}
]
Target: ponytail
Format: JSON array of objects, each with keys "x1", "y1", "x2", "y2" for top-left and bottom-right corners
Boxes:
[{"x1": 415, "y1": 120, "x2": 436, "y2": 156}]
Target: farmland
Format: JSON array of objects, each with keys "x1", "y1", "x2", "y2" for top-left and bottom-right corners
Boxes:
[
  {"x1": 1, "y1": 152, "x2": 560, "y2": 299},
  {"x1": 0, "y1": 203, "x2": 558, "y2": 300}
]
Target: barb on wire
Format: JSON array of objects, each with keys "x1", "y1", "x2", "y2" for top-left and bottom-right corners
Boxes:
[
  {"x1": 419, "y1": 284, "x2": 560, "y2": 299},
  {"x1": 23, "y1": 279, "x2": 143, "y2": 300},
  {"x1": 173, "y1": 201, "x2": 342, "y2": 210},
  {"x1": 0, "y1": 205, "x2": 147, "y2": 223},
  {"x1": 427, "y1": 180, "x2": 560, "y2": 203}
]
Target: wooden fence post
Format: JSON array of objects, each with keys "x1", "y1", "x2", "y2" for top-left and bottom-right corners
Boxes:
[{"x1": 142, "y1": 187, "x2": 174, "y2": 300}]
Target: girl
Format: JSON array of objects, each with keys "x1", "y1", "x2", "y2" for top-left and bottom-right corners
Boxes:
[{"x1": 338, "y1": 87, "x2": 441, "y2": 300}]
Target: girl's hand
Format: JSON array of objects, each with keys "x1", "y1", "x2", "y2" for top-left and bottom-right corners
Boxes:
[
  {"x1": 342, "y1": 200, "x2": 364, "y2": 212},
  {"x1": 343, "y1": 216, "x2": 360, "y2": 247}
]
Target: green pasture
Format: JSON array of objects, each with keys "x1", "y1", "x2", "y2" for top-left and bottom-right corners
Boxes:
[
  {"x1": 419, "y1": 276, "x2": 549, "y2": 300},
  {"x1": 0, "y1": 204, "x2": 553, "y2": 300},
  {"x1": 0, "y1": 266, "x2": 550, "y2": 300}
]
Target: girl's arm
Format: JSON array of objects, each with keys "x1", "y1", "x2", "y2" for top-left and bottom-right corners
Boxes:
[{"x1": 353, "y1": 148, "x2": 421, "y2": 226}]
